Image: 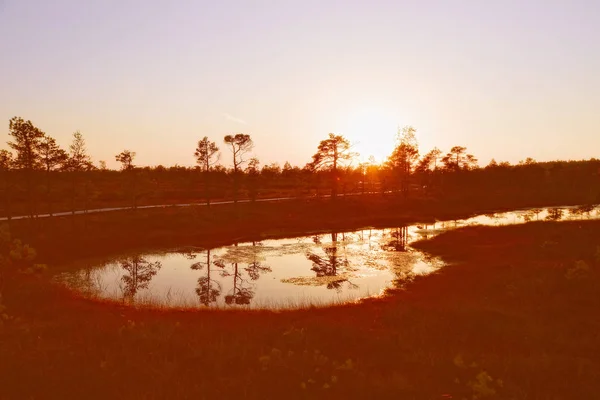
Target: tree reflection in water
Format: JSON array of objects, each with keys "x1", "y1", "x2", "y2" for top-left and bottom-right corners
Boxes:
[
  {"x1": 190, "y1": 249, "x2": 225, "y2": 306},
  {"x1": 357, "y1": 229, "x2": 375, "y2": 249},
  {"x1": 306, "y1": 232, "x2": 357, "y2": 291},
  {"x1": 483, "y1": 212, "x2": 508, "y2": 225},
  {"x1": 546, "y1": 208, "x2": 564, "y2": 221},
  {"x1": 119, "y1": 255, "x2": 162, "y2": 303},
  {"x1": 382, "y1": 226, "x2": 408, "y2": 252},
  {"x1": 79, "y1": 266, "x2": 101, "y2": 298},
  {"x1": 520, "y1": 208, "x2": 543, "y2": 222},
  {"x1": 569, "y1": 204, "x2": 596, "y2": 219},
  {"x1": 216, "y1": 242, "x2": 271, "y2": 306}
]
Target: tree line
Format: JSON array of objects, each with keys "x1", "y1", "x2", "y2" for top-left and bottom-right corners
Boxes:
[{"x1": 1, "y1": 116, "x2": 599, "y2": 218}]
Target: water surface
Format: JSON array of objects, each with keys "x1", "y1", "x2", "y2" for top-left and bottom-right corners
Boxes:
[{"x1": 59, "y1": 205, "x2": 599, "y2": 309}]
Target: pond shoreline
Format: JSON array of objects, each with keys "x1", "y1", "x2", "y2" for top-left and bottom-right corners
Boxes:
[
  {"x1": 5, "y1": 195, "x2": 597, "y2": 266},
  {"x1": 56, "y1": 203, "x2": 598, "y2": 310},
  {"x1": 42, "y1": 198, "x2": 596, "y2": 273},
  {"x1": 2, "y1": 201, "x2": 600, "y2": 399}
]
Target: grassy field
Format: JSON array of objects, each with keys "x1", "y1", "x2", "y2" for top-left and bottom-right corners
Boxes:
[{"x1": 1, "y1": 197, "x2": 600, "y2": 399}]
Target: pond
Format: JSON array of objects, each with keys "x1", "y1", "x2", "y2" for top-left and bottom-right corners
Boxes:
[{"x1": 58, "y1": 205, "x2": 600, "y2": 309}]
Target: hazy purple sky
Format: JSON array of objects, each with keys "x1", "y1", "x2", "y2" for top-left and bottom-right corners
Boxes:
[{"x1": 1, "y1": 0, "x2": 598, "y2": 168}]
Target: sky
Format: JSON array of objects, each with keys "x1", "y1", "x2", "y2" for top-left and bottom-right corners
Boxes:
[{"x1": 0, "y1": 0, "x2": 599, "y2": 169}]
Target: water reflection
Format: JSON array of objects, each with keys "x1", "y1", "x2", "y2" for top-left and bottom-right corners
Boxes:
[
  {"x1": 119, "y1": 256, "x2": 162, "y2": 303},
  {"x1": 483, "y1": 213, "x2": 507, "y2": 224},
  {"x1": 382, "y1": 226, "x2": 408, "y2": 252},
  {"x1": 305, "y1": 233, "x2": 358, "y2": 291},
  {"x1": 546, "y1": 208, "x2": 564, "y2": 221},
  {"x1": 222, "y1": 260, "x2": 254, "y2": 305},
  {"x1": 190, "y1": 250, "x2": 223, "y2": 306},
  {"x1": 213, "y1": 242, "x2": 272, "y2": 306},
  {"x1": 58, "y1": 205, "x2": 600, "y2": 309},
  {"x1": 569, "y1": 204, "x2": 596, "y2": 219},
  {"x1": 520, "y1": 208, "x2": 543, "y2": 222}
]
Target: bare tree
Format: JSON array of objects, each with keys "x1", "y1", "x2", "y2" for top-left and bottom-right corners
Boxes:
[
  {"x1": 309, "y1": 133, "x2": 356, "y2": 198},
  {"x1": 224, "y1": 133, "x2": 253, "y2": 203},
  {"x1": 194, "y1": 137, "x2": 220, "y2": 206}
]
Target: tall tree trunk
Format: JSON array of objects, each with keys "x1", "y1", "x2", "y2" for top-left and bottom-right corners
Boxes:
[
  {"x1": 332, "y1": 158, "x2": 338, "y2": 199},
  {"x1": 2, "y1": 171, "x2": 11, "y2": 222},
  {"x1": 132, "y1": 170, "x2": 137, "y2": 210},
  {"x1": 46, "y1": 169, "x2": 53, "y2": 217},
  {"x1": 362, "y1": 171, "x2": 366, "y2": 195},
  {"x1": 204, "y1": 170, "x2": 210, "y2": 207},
  {"x1": 84, "y1": 178, "x2": 88, "y2": 213},
  {"x1": 206, "y1": 249, "x2": 211, "y2": 304},
  {"x1": 71, "y1": 172, "x2": 77, "y2": 216},
  {"x1": 26, "y1": 169, "x2": 34, "y2": 219},
  {"x1": 233, "y1": 172, "x2": 239, "y2": 204},
  {"x1": 232, "y1": 151, "x2": 239, "y2": 205},
  {"x1": 232, "y1": 263, "x2": 238, "y2": 300}
]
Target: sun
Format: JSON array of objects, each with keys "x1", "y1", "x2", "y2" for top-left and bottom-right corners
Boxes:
[{"x1": 342, "y1": 107, "x2": 399, "y2": 164}]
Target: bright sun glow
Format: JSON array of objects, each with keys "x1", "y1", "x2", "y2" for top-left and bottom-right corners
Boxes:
[{"x1": 342, "y1": 107, "x2": 401, "y2": 164}]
